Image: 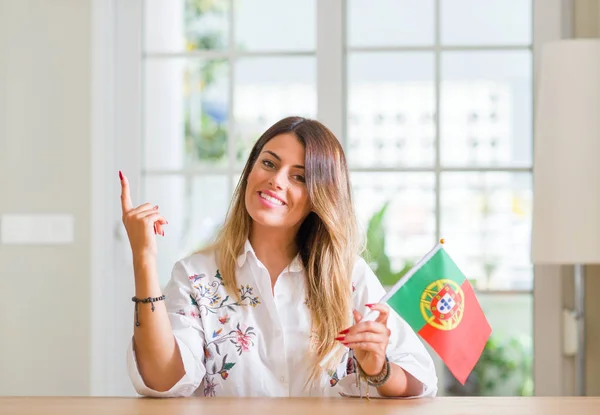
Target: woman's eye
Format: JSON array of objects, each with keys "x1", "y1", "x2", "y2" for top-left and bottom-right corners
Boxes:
[
  {"x1": 294, "y1": 175, "x2": 306, "y2": 183},
  {"x1": 261, "y1": 159, "x2": 275, "y2": 169}
]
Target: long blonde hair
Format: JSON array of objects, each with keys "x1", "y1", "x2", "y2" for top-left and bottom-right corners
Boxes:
[{"x1": 207, "y1": 116, "x2": 360, "y2": 385}]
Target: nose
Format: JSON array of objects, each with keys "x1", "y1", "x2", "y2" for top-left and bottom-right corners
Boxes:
[{"x1": 269, "y1": 169, "x2": 288, "y2": 190}]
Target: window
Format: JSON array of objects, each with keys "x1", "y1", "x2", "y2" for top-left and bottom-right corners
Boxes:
[
  {"x1": 343, "y1": 1, "x2": 534, "y2": 396},
  {"x1": 142, "y1": 0, "x2": 317, "y2": 282},
  {"x1": 143, "y1": 0, "x2": 533, "y2": 294},
  {"x1": 138, "y1": 0, "x2": 534, "y2": 397},
  {"x1": 347, "y1": 0, "x2": 533, "y2": 293}
]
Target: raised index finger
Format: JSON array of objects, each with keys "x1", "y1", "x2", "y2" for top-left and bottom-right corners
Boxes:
[{"x1": 119, "y1": 171, "x2": 133, "y2": 213}]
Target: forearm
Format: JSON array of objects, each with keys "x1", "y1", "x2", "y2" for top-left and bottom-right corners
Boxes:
[
  {"x1": 376, "y1": 363, "x2": 423, "y2": 397},
  {"x1": 132, "y1": 255, "x2": 185, "y2": 392}
]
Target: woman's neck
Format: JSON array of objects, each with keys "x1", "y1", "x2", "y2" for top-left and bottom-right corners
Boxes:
[
  {"x1": 248, "y1": 224, "x2": 298, "y2": 287},
  {"x1": 249, "y1": 224, "x2": 297, "y2": 263}
]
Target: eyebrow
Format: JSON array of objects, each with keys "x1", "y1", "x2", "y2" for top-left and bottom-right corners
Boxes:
[{"x1": 262, "y1": 150, "x2": 305, "y2": 170}]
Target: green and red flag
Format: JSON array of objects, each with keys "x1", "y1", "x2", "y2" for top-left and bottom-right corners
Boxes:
[{"x1": 383, "y1": 240, "x2": 491, "y2": 385}]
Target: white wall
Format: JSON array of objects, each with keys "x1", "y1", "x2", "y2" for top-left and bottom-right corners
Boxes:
[
  {"x1": 0, "y1": 0, "x2": 91, "y2": 396},
  {"x1": 533, "y1": 0, "x2": 600, "y2": 397}
]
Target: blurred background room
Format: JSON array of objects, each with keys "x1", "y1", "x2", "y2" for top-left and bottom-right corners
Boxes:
[{"x1": 0, "y1": 0, "x2": 599, "y2": 398}]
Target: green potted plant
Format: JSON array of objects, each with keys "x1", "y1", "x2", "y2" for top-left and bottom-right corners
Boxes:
[
  {"x1": 363, "y1": 201, "x2": 413, "y2": 287},
  {"x1": 446, "y1": 334, "x2": 533, "y2": 396}
]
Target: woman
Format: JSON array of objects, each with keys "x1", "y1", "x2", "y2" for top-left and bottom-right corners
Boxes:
[{"x1": 121, "y1": 116, "x2": 438, "y2": 398}]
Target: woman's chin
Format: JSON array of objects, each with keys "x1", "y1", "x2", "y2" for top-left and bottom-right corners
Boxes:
[{"x1": 249, "y1": 211, "x2": 287, "y2": 229}]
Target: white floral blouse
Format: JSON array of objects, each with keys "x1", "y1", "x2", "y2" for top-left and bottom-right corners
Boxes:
[{"x1": 127, "y1": 240, "x2": 438, "y2": 398}]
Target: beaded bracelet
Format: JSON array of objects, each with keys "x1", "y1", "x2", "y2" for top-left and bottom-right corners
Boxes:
[
  {"x1": 357, "y1": 356, "x2": 391, "y2": 388},
  {"x1": 132, "y1": 295, "x2": 166, "y2": 327}
]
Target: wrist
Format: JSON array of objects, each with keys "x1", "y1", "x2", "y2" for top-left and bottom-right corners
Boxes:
[
  {"x1": 132, "y1": 255, "x2": 161, "y2": 297},
  {"x1": 132, "y1": 253, "x2": 157, "y2": 277},
  {"x1": 133, "y1": 251, "x2": 156, "y2": 265},
  {"x1": 360, "y1": 356, "x2": 387, "y2": 376},
  {"x1": 357, "y1": 356, "x2": 391, "y2": 387}
]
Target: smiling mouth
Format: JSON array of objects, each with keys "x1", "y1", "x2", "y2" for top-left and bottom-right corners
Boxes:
[{"x1": 258, "y1": 191, "x2": 286, "y2": 206}]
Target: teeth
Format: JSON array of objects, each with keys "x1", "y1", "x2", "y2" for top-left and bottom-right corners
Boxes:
[{"x1": 260, "y1": 192, "x2": 284, "y2": 206}]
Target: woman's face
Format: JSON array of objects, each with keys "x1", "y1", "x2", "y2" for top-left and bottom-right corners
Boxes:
[{"x1": 245, "y1": 133, "x2": 312, "y2": 231}]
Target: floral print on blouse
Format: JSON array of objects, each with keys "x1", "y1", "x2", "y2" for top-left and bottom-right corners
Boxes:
[{"x1": 127, "y1": 240, "x2": 438, "y2": 398}]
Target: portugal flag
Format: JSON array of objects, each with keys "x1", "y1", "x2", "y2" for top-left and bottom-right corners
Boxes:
[{"x1": 384, "y1": 240, "x2": 491, "y2": 385}]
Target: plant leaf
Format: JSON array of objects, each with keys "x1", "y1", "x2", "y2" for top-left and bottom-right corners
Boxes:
[{"x1": 363, "y1": 201, "x2": 393, "y2": 284}]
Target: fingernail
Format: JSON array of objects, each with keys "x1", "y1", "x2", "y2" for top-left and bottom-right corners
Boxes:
[
  {"x1": 365, "y1": 303, "x2": 375, "y2": 308},
  {"x1": 165, "y1": 221, "x2": 169, "y2": 225},
  {"x1": 339, "y1": 329, "x2": 349, "y2": 335},
  {"x1": 161, "y1": 231, "x2": 165, "y2": 237},
  {"x1": 334, "y1": 336, "x2": 345, "y2": 341},
  {"x1": 119, "y1": 171, "x2": 123, "y2": 180},
  {"x1": 153, "y1": 225, "x2": 157, "y2": 235},
  {"x1": 154, "y1": 205, "x2": 159, "y2": 210}
]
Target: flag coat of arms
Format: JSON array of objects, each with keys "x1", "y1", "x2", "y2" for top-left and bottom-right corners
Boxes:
[{"x1": 382, "y1": 240, "x2": 491, "y2": 385}]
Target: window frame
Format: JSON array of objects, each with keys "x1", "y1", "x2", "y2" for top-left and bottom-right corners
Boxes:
[{"x1": 91, "y1": 0, "x2": 568, "y2": 396}]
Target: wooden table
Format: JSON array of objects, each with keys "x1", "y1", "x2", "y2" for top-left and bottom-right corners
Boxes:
[{"x1": 1, "y1": 397, "x2": 599, "y2": 415}]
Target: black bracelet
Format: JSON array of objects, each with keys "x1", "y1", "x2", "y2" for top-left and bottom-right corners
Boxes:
[{"x1": 132, "y1": 295, "x2": 166, "y2": 327}]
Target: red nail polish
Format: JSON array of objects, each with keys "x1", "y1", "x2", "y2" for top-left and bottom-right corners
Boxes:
[
  {"x1": 365, "y1": 303, "x2": 375, "y2": 308},
  {"x1": 119, "y1": 171, "x2": 123, "y2": 180},
  {"x1": 161, "y1": 231, "x2": 165, "y2": 237},
  {"x1": 339, "y1": 329, "x2": 349, "y2": 335},
  {"x1": 334, "y1": 336, "x2": 345, "y2": 341}
]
